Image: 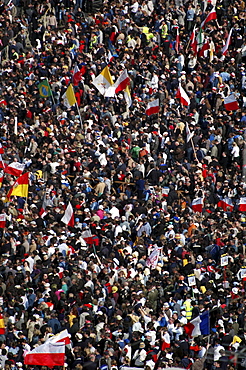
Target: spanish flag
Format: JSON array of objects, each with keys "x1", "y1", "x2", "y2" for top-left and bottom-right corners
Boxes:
[
  {"x1": 0, "y1": 313, "x2": 5, "y2": 334},
  {"x1": 6, "y1": 172, "x2": 29, "y2": 201}
]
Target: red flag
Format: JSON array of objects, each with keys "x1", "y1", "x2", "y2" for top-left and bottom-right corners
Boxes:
[
  {"x1": 224, "y1": 95, "x2": 239, "y2": 111},
  {"x1": 192, "y1": 198, "x2": 203, "y2": 213},
  {"x1": 201, "y1": 7, "x2": 217, "y2": 29},
  {"x1": 146, "y1": 99, "x2": 160, "y2": 116},
  {"x1": 176, "y1": 85, "x2": 190, "y2": 106},
  {"x1": 61, "y1": 202, "x2": 74, "y2": 227},
  {"x1": 0, "y1": 143, "x2": 4, "y2": 154}
]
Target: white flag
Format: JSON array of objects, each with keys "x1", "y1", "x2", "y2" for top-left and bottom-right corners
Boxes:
[{"x1": 146, "y1": 248, "x2": 160, "y2": 269}]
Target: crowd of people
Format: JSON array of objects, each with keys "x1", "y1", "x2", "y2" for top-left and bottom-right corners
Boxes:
[{"x1": 0, "y1": 0, "x2": 246, "y2": 369}]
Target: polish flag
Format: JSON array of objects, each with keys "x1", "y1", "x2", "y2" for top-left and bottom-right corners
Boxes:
[
  {"x1": 192, "y1": 198, "x2": 203, "y2": 213},
  {"x1": 190, "y1": 27, "x2": 197, "y2": 54},
  {"x1": 61, "y1": 202, "x2": 75, "y2": 227},
  {"x1": 176, "y1": 85, "x2": 190, "y2": 106},
  {"x1": 184, "y1": 311, "x2": 209, "y2": 337},
  {"x1": 0, "y1": 213, "x2": 6, "y2": 228},
  {"x1": 73, "y1": 63, "x2": 82, "y2": 86},
  {"x1": 24, "y1": 342, "x2": 65, "y2": 367},
  {"x1": 47, "y1": 329, "x2": 71, "y2": 346},
  {"x1": 161, "y1": 331, "x2": 171, "y2": 350},
  {"x1": 146, "y1": 99, "x2": 160, "y2": 116},
  {"x1": 0, "y1": 143, "x2": 4, "y2": 154},
  {"x1": 0, "y1": 170, "x2": 4, "y2": 188},
  {"x1": 162, "y1": 187, "x2": 170, "y2": 197},
  {"x1": 239, "y1": 197, "x2": 246, "y2": 212},
  {"x1": 224, "y1": 94, "x2": 239, "y2": 111},
  {"x1": 4, "y1": 162, "x2": 25, "y2": 177},
  {"x1": 0, "y1": 155, "x2": 5, "y2": 169},
  {"x1": 201, "y1": 7, "x2": 217, "y2": 29},
  {"x1": 175, "y1": 28, "x2": 179, "y2": 53},
  {"x1": 217, "y1": 197, "x2": 234, "y2": 212},
  {"x1": 221, "y1": 28, "x2": 233, "y2": 56},
  {"x1": 114, "y1": 69, "x2": 131, "y2": 93},
  {"x1": 198, "y1": 38, "x2": 210, "y2": 57}
]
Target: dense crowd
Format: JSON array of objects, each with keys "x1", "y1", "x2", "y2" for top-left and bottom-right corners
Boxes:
[{"x1": 0, "y1": 0, "x2": 246, "y2": 369}]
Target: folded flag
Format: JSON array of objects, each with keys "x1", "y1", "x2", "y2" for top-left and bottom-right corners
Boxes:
[
  {"x1": 146, "y1": 98, "x2": 160, "y2": 116},
  {"x1": 73, "y1": 63, "x2": 82, "y2": 86},
  {"x1": 4, "y1": 162, "x2": 25, "y2": 177},
  {"x1": 124, "y1": 85, "x2": 132, "y2": 108},
  {"x1": 184, "y1": 311, "x2": 210, "y2": 337},
  {"x1": 5, "y1": 172, "x2": 29, "y2": 201},
  {"x1": 224, "y1": 94, "x2": 239, "y2": 111},
  {"x1": 0, "y1": 170, "x2": 4, "y2": 188},
  {"x1": 61, "y1": 202, "x2": 75, "y2": 227},
  {"x1": 186, "y1": 122, "x2": 194, "y2": 143},
  {"x1": 24, "y1": 342, "x2": 65, "y2": 367},
  {"x1": 191, "y1": 198, "x2": 203, "y2": 213}
]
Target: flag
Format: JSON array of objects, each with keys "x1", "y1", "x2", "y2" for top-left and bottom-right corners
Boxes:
[
  {"x1": 108, "y1": 49, "x2": 114, "y2": 63},
  {"x1": 62, "y1": 84, "x2": 76, "y2": 108},
  {"x1": 38, "y1": 78, "x2": 52, "y2": 98},
  {"x1": 0, "y1": 155, "x2": 5, "y2": 170},
  {"x1": 186, "y1": 122, "x2": 194, "y2": 143},
  {"x1": 184, "y1": 311, "x2": 209, "y2": 337},
  {"x1": 6, "y1": 172, "x2": 29, "y2": 201},
  {"x1": 162, "y1": 187, "x2": 170, "y2": 197},
  {"x1": 107, "y1": 69, "x2": 131, "y2": 97},
  {"x1": 192, "y1": 198, "x2": 203, "y2": 213},
  {"x1": 0, "y1": 214, "x2": 6, "y2": 228},
  {"x1": 73, "y1": 63, "x2": 82, "y2": 86},
  {"x1": 146, "y1": 247, "x2": 160, "y2": 269},
  {"x1": 108, "y1": 39, "x2": 119, "y2": 58},
  {"x1": 39, "y1": 196, "x2": 47, "y2": 218},
  {"x1": 239, "y1": 197, "x2": 246, "y2": 212},
  {"x1": 196, "y1": 28, "x2": 204, "y2": 52},
  {"x1": 146, "y1": 98, "x2": 160, "y2": 116},
  {"x1": 46, "y1": 330, "x2": 71, "y2": 346},
  {"x1": 0, "y1": 314, "x2": 5, "y2": 334},
  {"x1": 224, "y1": 94, "x2": 239, "y2": 111},
  {"x1": 198, "y1": 37, "x2": 210, "y2": 57},
  {"x1": 217, "y1": 197, "x2": 234, "y2": 212},
  {"x1": 176, "y1": 85, "x2": 190, "y2": 106},
  {"x1": 175, "y1": 28, "x2": 179, "y2": 53},
  {"x1": 4, "y1": 162, "x2": 25, "y2": 177},
  {"x1": 0, "y1": 143, "x2": 4, "y2": 154},
  {"x1": 24, "y1": 342, "x2": 65, "y2": 367},
  {"x1": 124, "y1": 85, "x2": 132, "y2": 108},
  {"x1": 61, "y1": 202, "x2": 75, "y2": 227},
  {"x1": 201, "y1": 7, "x2": 217, "y2": 29},
  {"x1": 221, "y1": 28, "x2": 233, "y2": 55},
  {"x1": 0, "y1": 170, "x2": 4, "y2": 188},
  {"x1": 92, "y1": 66, "x2": 114, "y2": 95},
  {"x1": 190, "y1": 27, "x2": 197, "y2": 54}
]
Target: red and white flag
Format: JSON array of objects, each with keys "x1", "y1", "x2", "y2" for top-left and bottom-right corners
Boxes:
[
  {"x1": 198, "y1": 38, "x2": 210, "y2": 57},
  {"x1": 61, "y1": 202, "x2": 75, "y2": 227},
  {"x1": 4, "y1": 162, "x2": 25, "y2": 177},
  {"x1": 190, "y1": 27, "x2": 197, "y2": 54},
  {"x1": 162, "y1": 187, "x2": 170, "y2": 197},
  {"x1": 24, "y1": 342, "x2": 65, "y2": 367},
  {"x1": 146, "y1": 98, "x2": 160, "y2": 116},
  {"x1": 0, "y1": 143, "x2": 4, "y2": 154},
  {"x1": 186, "y1": 122, "x2": 194, "y2": 143},
  {"x1": 106, "y1": 69, "x2": 130, "y2": 97},
  {"x1": 201, "y1": 7, "x2": 217, "y2": 29},
  {"x1": 0, "y1": 170, "x2": 4, "y2": 188},
  {"x1": 224, "y1": 94, "x2": 239, "y2": 111},
  {"x1": 221, "y1": 28, "x2": 233, "y2": 56},
  {"x1": 0, "y1": 214, "x2": 6, "y2": 228},
  {"x1": 108, "y1": 49, "x2": 114, "y2": 63},
  {"x1": 146, "y1": 247, "x2": 160, "y2": 269},
  {"x1": 239, "y1": 197, "x2": 246, "y2": 212},
  {"x1": 73, "y1": 63, "x2": 82, "y2": 86},
  {"x1": 47, "y1": 329, "x2": 71, "y2": 346},
  {"x1": 0, "y1": 155, "x2": 5, "y2": 169},
  {"x1": 184, "y1": 316, "x2": 202, "y2": 337},
  {"x1": 217, "y1": 197, "x2": 234, "y2": 212},
  {"x1": 176, "y1": 85, "x2": 190, "y2": 106},
  {"x1": 175, "y1": 28, "x2": 179, "y2": 53},
  {"x1": 192, "y1": 198, "x2": 203, "y2": 213}
]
